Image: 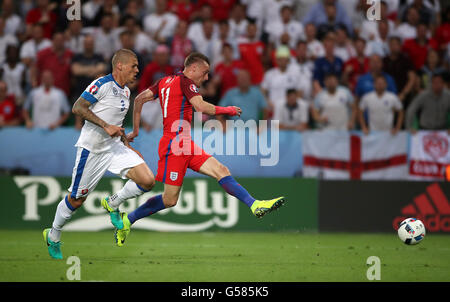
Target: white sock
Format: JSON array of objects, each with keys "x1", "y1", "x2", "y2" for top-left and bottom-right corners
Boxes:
[
  {"x1": 109, "y1": 180, "x2": 148, "y2": 209},
  {"x1": 49, "y1": 197, "x2": 75, "y2": 242}
]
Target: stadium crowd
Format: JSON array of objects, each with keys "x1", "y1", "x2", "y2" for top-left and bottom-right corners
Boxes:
[{"x1": 0, "y1": 0, "x2": 449, "y2": 133}]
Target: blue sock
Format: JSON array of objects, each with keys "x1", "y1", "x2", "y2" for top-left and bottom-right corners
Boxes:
[
  {"x1": 218, "y1": 176, "x2": 255, "y2": 208},
  {"x1": 128, "y1": 194, "x2": 165, "y2": 224}
]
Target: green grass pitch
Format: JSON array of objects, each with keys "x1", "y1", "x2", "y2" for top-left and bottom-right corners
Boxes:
[{"x1": 0, "y1": 230, "x2": 449, "y2": 282}]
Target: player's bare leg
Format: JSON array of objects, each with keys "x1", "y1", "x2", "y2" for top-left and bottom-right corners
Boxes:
[
  {"x1": 102, "y1": 163, "x2": 155, "y2": 229},
  {"x1": 198, "y1": 157, "x2": 286, "y2": 218}
]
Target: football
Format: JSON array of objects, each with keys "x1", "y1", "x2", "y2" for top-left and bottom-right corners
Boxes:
[{"x1": 397, "y1": 218, "x2": 426, "y2": 245}]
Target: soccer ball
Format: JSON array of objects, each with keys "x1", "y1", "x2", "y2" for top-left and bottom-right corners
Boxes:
[{"x1": 397, "y1": 218, "x2": 426, "y2": 245}]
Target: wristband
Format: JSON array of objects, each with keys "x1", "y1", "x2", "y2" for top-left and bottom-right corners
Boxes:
[{"x1": 215, "y1": 106, "x2": 237, "y2": 116}]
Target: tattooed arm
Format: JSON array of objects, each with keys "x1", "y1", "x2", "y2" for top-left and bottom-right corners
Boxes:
[{"x1": 72, "y1": 97, "x2": 124, "y2": 137}]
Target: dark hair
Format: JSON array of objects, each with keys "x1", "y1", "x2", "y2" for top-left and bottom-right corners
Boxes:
[
  {"x1": 286, "y1": 88, "x2": 297, "y2": 95},
  {"x1": 324, "y1": 72, "x2": 338, "y2": 79},
  {"x1": 184, "y1": 52, "x2": 210, "y2": 67},
  {"x1": 374, "y1": 74, "x2": 387, "y2": 83}
]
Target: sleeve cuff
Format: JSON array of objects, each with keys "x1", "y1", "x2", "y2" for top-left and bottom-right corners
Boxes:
[{"x1": 81, "y1": 91, "x2": 98, "y2": 104}]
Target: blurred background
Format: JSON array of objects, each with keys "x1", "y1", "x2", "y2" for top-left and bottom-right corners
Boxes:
[{"x1": 0, "y1": 0, "x2": 450, "y2": 234}]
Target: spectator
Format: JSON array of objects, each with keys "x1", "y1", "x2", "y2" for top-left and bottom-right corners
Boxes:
[
  {"x1": 304, "y1": 23, "x2": 325, "y2": 60},
  {"x1": 122, "y1": 0, "x2": 146, "y2": 23},
  {"x1": 64, "y1": 20, "x2": 85, "y2": 55},
  {"x1": 23, "y1": 70, "x2": 70, "y2": 130},
  {"x1": 405, "y1": 73, "x2": 450, "y2": 131},
  {"x1": 213, "y1": 43, "x2": 246, "y2": 97},
  {"x1": 187, "y1": 3, "x2": 218, "y2": 44},
  {"x1": 303, "y1": 0, "x2": 353, "y2": 39},
  {"x1": 383, "y1": 36, "x2": 416, "y2": 103},
  {"x1": 169, "y1": 20, "x2": 194, "y2": 72},
  {"x1": 35, "y1": 31, "x2": 73, "y2": 97},
  {"x1": 312, "y1": 33, "x2": 344, "y2": 94},
  {"x1": 190, "y1": 19, "x2": 220, "y2": 66},
  {"x1": 266, "y1": 5, "x2": 305, "y2": 49},
  {"x1": 393, "y1": 6, "x2": 420, "y2": 41},
  {"x1": 196, "y1": 0, "x2": 237, "y2": 22},
  {"x1": 228, "y1": 2, "x2": 248, "y2": 41},
  {"x1": 138, "y1": 44, "x2": 175, "y2": 93},
  {"x1": 90, "y1": 0, "x2": 121, "y2": 28},
  {"x1": 25, "y1": 0, "x2": 57, "y2": 39},
  {"x1": 276, "y1": 88, "x2": 309, "y2": 132},
  {"x1": 237, "y1": 20, "x2": 265, "y2": 85},
  {"x1": 1, "y1": 0, "x2": 23, "y2": 37},
  {"x1": 311, "y1": 72, "x2": 356, "y2": 130},
  {"x1": 0, "y1": 16, "x2": 18, "y2": 66},
  {"x1": 260, "y1": 0, "x2": 294, "y2": 28},
  {"x1": 93, "y1": 13, "x2": 120, "y2": 62},
  {"x1": 0, "y1": 80, "x2": 21, "y2": 127},
  {"x1": 434, "y1": 6, "x2": 450, "y2": 52},
  {"x1": 365, "y1": 19, "x2": 391, "y2": 57},
  {"x1": 0, "y1": 45, "x2": 26, "y2": 104},
  {"x1": 120, "y1": 15, "x2": 156, "y2": 65},
  {"x1": 261, "y1": 45, "x2": 303, "y2": 114},
  {"x1": 20, "y1": 23, "x2": 52, "y2": 67},
  {"x1": 70, "y1": 35, "x2": 107, "y2": 129},
  {"x1": 218, "y1": 69, "x2": 267, "y2": 126},
  {"x1": 360, "y1": 0, "x2": 395, "y2": 42},
  {"x1": 418, "y1": 49, "x2": 446, "y2": 89},
  {"x1": 400, "y1": 0, "x2": 436, "y2": 26},
  {"x1": 355, "y1": 54, "x2": 397, "y2": 99},
  {"x1": 358, "y1": 75, "x2": 404, "y2": 135},
  {"x1": 333, "y1": 25, "x2": 356, "y2": 62},
  {"x1": 82, "y1": 0, "x2": 104, "y2": 27},
  {"x1": 143, "y1": 0, "x2": 179, "y2": 44},
  {"x1": 211, "y1": 20, "x2": 237, "y2": 69},
  {"x1": 290, "y1": 40, "x2": 314, "y2": 101},
  {"x1": 342, "y1": 38, "x2": 369, "y2": 92},
  {"x1": 167, "y1": 0, "x2": 195, "y2": 22},
  {"x1": 402, "y1": 22, "x2": 439, "y2": 70},
  {"x1": 118, "y1": 30, "x2": 145, "y2": 78}
]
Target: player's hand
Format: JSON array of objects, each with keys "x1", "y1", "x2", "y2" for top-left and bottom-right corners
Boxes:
[
  {"x1": 231, "y1": 106, "x2": 242, "y2": 117},
  {"x1": 127, "y1": 131, "x2": 139, "y2": 142},
  {"x1": 104, "y1": 124, "x2": 124, "y2": 137}
]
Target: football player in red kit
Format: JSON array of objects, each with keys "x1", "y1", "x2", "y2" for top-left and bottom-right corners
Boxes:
[{"x1": 114, "y1": 52, "x2": 286, "y2": 246}]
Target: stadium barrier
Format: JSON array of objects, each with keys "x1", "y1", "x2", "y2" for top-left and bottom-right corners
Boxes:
[
  {"x1": 1, "y1": 127, "x2": 449, "y2": 180},
  {"x1": 0, "y1": 176, "x2": 318, "y2": 232}
]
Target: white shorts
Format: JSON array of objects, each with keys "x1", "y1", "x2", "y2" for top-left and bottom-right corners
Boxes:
[{"x1": 68, "y1": 143, "x2": 145, "y2": 199}]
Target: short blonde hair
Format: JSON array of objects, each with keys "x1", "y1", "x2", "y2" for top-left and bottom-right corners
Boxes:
[{"x1": 111, "y1": 49, "x2": 137, "y2": 69}]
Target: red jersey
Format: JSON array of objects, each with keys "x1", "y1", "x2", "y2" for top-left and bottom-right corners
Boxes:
[
  {"x1": 402, "y1": 38, "x2": 438, "y2": 70},
  {"x1": 238, "y1": 40, "x2": 265, "y2": 84},
  {"x1": 0, "y1": 95, "x2": 17, "y2": 122},
  {"x1": 214, "y1": 60, "x2": 246, "y2": 96},
  {"x1": 149, "y1": 73, "x2": 200, "y2": 139},
  {"x1": 36, "y1": 47, "x2": 73, "y2": 96}
]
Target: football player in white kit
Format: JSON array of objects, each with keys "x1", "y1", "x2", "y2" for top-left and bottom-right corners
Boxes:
[{"x1": 43, "y1": 49, "x2": 155, "y2": 259}]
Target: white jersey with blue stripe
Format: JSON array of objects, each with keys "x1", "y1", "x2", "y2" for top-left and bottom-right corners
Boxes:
[{"x1": 75, "y1": 74, "x2": 131, "y2": 153}]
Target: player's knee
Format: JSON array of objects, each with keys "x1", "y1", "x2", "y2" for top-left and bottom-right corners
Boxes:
[
  {"x1": 216, "y1": 163, "x2": 230, "y2": 179},
  {"x1": 139, "y1": 175, "x2": 155, "y2": 191},
  {"x1": 162, "y1": 194, "x2": 178, "y2": 208}
]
